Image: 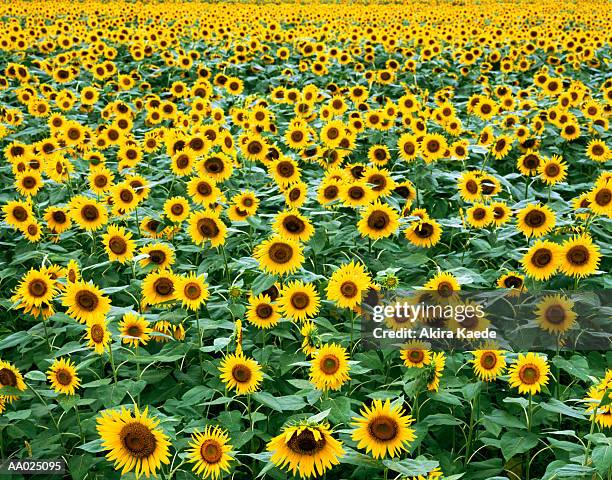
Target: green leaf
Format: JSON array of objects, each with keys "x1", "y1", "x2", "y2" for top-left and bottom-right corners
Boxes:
[
  {"x1": 250, "y1": 273, "x2": 278, "y2": 296},
  {"x1": 24, "y1": 370, "x2": 47, "y2": 382},
  {"x1": 540, "y1": 398, "x2": 585, "y2": 420},
  {"x1": 500, "y1": 431, "x2": 539, "y2": 460},
  {"x1": 423, "y1": 413, "x2": 463, "y2": 426},
  {"x1": 307, "y1": 408, "x2": 331, "y2": 423},
  {"x1": 592, "y1": 443, "x2": 612, "y2": 473},
  {"x1": 78, "y1": 438, "x2": 105, "y2": 453},
  {"x1": 382, "y1": 458, "x2": 439, "y2": 476}
]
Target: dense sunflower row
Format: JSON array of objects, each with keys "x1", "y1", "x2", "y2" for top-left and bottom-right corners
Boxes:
[{"x1": 0, "y1": 0, "x2": 610, "y2": 479}]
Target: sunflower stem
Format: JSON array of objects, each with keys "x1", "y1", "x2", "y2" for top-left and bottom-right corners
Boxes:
[
  {"x1": 74, "y1": 404, "x2": 84, "y2": 442},
  {"x1": 26, "y1": 382, "x2": 65, "y2": 451},
  {"x1": 526, "y1": 394, "x2": 533, "y2": 480},
  {"x1": 196, "y1": 309, "x2": 204, "y2": 376},
  {"x1": 107, "y1": 341, "x2": 118, "y2": 385},
  {"x1": 583, "y1": 400, "x2": 599, "y2": 467},
  {"x1": 220, "y1": 245, "x2": 231, "y2": 285},
  {"x1": 41, "y1": 317, "x2": 52, "y2": 352},
  {"x1": 464, "y1": 388, "x2": 480, "y2": 467}
]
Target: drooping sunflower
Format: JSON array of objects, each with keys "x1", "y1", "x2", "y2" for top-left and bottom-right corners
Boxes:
[
  {"x1": 187, "y1": 426, "x2": 234, "y2": 480},
  {"x1": 559, "y1": 234, "x2": 601, "y2": 278},
  {"x1": 326, "y1": 261, "x2": 372, "y2": 309},
  {"x1": 508, "y1": 352, "x2": 550, "y2": 395},
  {"x1": 272, "y1": 209, "x2": 315, "y2": 242},
  {"x1": 254, "y1": 236, "x2": 304, "y2": 276},
  {"x1": 357, "y1": 201, "x2": 400, "y2": 240},
  {"x1": 516, "y1": 203, "x2": 556, "y2": 238},
  {"x1": 268, "y1": 421, "x2": 344, "y2": 479},
  {"x1": 300, "y1": 321, "x2": 320, "y2": 356},
  {"x1": 278, "y1": 281, "x2": 320, "y2": 321},
  {"x1": 102, "y1": 224, "x2": 136, "y2": 264},
  {"x1": 351, "y1": 399, "x2": 416, "y2": 459},
  {"x1": 62, "y1": 280, "x2": 111, "y2": 324},
  {"x1": 219, "y1": 352, "x2": 263, "y2": 395},
  {"x1": 404, "y1": 219, "x2": 442, "y2": 248},
  {"x1": 14, "y1": 268, "x2": 57, "y2": 307},
  {"x1": 535, "y1": 294, "x2": 576, "y2": 334},
  {"x1": 47, "y1": 357, "x2": 80, "y2": 396},
  {"x1": 176, "y1": 272, "x2": 210, "y2": 311},
  {"x1": 119, "y1": 313, "x2": 152, "y2": 348},
  {"x1": 97, "y1": 405, "x2": 171, "y2": 479},
  {"x1": 142, "y1": 270, "x2": 178, "y2": 305},
  {"x1": 400, "y1": 341, "x2": 432, "y2": 368},
  {"x1": 85, "y1": 318, "x2": 111, "y2": 354},
  {"x1": 427, "y1": 352, "x2": 446, "y2": 392},
  {"x1": 472, "y1": 349, "x2": 506, "y2": 382},
  {"x1": 187, "y1": 210, "x2": 227, "y2": 248},
  {"x1": 246, "y1": 294, "x2": 280, "y2": 329},
  {"x1": 522, "y1": 240, "x2": 561, "y2": 281},
  {"x1": 139, "y1": 243, "x2": 175, "y2": 271},
  {"x1": 310, "y1": 343, "x2": 350, "y2": 391},
  {"x1": 0, "y1": 360, "x2": 27, "y2": 402}
]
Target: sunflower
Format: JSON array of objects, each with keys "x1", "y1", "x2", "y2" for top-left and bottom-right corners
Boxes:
[
  {"x1": 14, "y1": 268, "x2": 57, "y2": 307},
  {"x1": 317, "y1": 178, "x2": 343, "y2": 207},
  {"x1": 47, "y1": 357, "x2": 80, "y2": 395},
  {"x1": 139, "y1": 243, "x2": 175, "y2": 271},
  {"x1": 197, "y1": 154, "x2": 234, "y2": 182},
  {"x1": 400, "y1": 341, "x2": 432, "y2": 368},
  {"x1": 496, "y1": 271, "x2": 526, "y2": 295},
  {"x1": 517, "y1": 150, "x2": 541, "y2": 176},
  {"x1": 85, "y1": 319, "x2": 112, "y2": 354},
  {"x1": 119, "y1": 313, "x2": 152, "y2": 347},
  {"x1": 254, "y1": 236, "x2": 304, "y2": 276},
  {"x1": 270, "y1": 157, "x2": 301, "y2": 187},
  {"x1": 102, "y1": 224, "x2": 136, "y2": 264},
  {"x1": 516, "y1": 203, "x2": 556, "y2": 238},
  {"x1": 404, "y1": 219, "x2": 442, "y2": 248},
  {"x1": 176, "y1": 272, "x2": 210, "y2": 311},
  {"x1": 326, "y1": 261, "x2": 372, "y2": 309},
  {"x1": 272, "y1": 209, "x2": 314, "y2": 242},
  {"x1": 427, "y1": 352, "x2": 446, "y2": 392},
  {"x1": 423, "y1": 272, "x2": 461, "y2": 302},
  {"x1": 420, "y1": 133, "x2": 447, "y2": 162},
  {"x1": 588, "y1": 182, "x2": 612, "y2": 216},
  {"x1": 341, "y1": 181, "x2": 374, "y2": 207},
  {"x1": 457, "y1": 172, "x2": 482, "y2": 202},
  {"x1": 44, "y1": 206, "x2": 72, "y2": 234},
  {"x1": 522, "y1": 240, "x2": 561, "y2": 281},
  {"x1": 278, "y1": 281, "x2": 320, "y2": 322},
  {"x1": 357, "y1": 201, "x2": 400, "y2": 240},
  {"x1": 310, "y1": 343, "x2": 350, "y2": 391},
  {"x1": 508, "y1": 352, "x2": 550, "y2": 395},
  {"x1": 538, "y1": 155, "x2": 568, "y2": 185},
  {"x1": 219, "y1": 352, "x2": 262, "y2": 395},
  {"x1": 142, "y1": 270, "x2": 178, "y2": 305},
  {"x1": 284, "y1": 181, "x2": 308, "y2": 209},
  {"x1": 188, "y1": 211, "x2": 227, "y2": 248},
  {"x1": 187, "y1": 176, "x2": 221, "y2": 206},
  {"x1": 97, "y1": 405, "x2": 171, "y2": 479},
  {"x1": 14, "y1": 168, "x2": 43, "y2": 197},
  {"x1": 69, "y1": 195, "x2": 108, "y2": 231},
  {"x1": 472, "y1": 349, "x2": 506, "y2": 382},
  {"x1": 466, "y1": 203, "x2": 493, "y2": 228},
  {"x1": 300, "y1": 321, "x2": 320, "y2": 356},
  {"x1": 65, "y1": 259, "x2": 80, "y2": 284},
  {"x1": 232, "y1": 191, "x2": 260, "y2": 216},
  {"x1": 0, "y1": 361, "x2": 27, "y2": 402},
  {"x1": 585, "y1": 139, "x2": 610, "y2": 162},
  {"x1": 398, "y1": 133, "x2": 419, "y2": 162},
  {"x1": 62, "y1": 280, "x2": 111, "y2": 324},
  {"x1": 268, "y1": 421, "x2": 344, "y2": 478},
  {"x1": 171, "y1": 148, "x2": 196, "y2": 176},
  {"x1": 584, "y1": 378, "x2": 612, "y2": 429},
  {"x1": 88, "y1": 166, "x2": 114, "y2": 195},
  {"x1": 559, "y1": 234, "x2": 601, "y2": 278},
  {"x1": 351, "y1": 399, "x2": 415, "y2": 459},
  {"x1": 490, "y1": 201, "x2": 512, "y2": 226},
  {"x1": 246, "y1": 294, "x2": 280, "y2": 329},
  {"x1": 535, "y1": 294, "x2": 576, "y2": 334},
  {"x1": 22, "y1": 221, "x2": 42, "y2": 242},
  {"x1": 2, "y1": 200, "x2": 33, "y2": 228},
  {"x1": 187, "y1": 426, "x2": 234, "y2": 480},
  {"x1": 164, "y1": 196, "x2": 190, "y2": 223},
  {"x1": 320, "y1": 120, "x2": 345, "y2": 148}
]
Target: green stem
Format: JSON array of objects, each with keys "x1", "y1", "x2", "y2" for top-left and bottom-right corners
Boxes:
[
  {"x1": 26, "y1": 382, "x2": 65, "y2": 450},
  {"x1": 583, "y1": 400, "x2": 599, "y2": 466},
  {"x1": 41, "y1": 317, "x2": 52, "y2": 352},
  {"x1": 107, "y1": 341, "x2": 118, "y2": 384},
  {"x1": 526, "y1": 394, "x2": 533, "y2": 480},
  {"x1": 465, "y1": 389, "x2": 479, "y2": 466}
]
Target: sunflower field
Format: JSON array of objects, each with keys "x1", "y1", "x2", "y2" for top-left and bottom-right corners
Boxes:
[{"x1": 0, "y1": 0, "x2": 611, "y2": 478}]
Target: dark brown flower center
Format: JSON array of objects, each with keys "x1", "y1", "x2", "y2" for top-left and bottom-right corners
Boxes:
[
  {"x1": 204, "y1": 157, "x2": 224, "y2": 174},
  {"x1": 291, "y1": 292, "x2": 310, "y2": 310},
  {"x1": 109, "y1": 236, "x2": 127, "y2": 254},
  {"x1": 595, "y1": 188, "x2": 611, "y2": 206},
  {"x1": 154, "y1": 278, "x2": 174, "y2": 297},
  {"x1": 524, "y1": 210, "x2": 546, "y2": 228},
  {"x1": 52, "y1": 211, "x2": 67, "y2": 223},
  {"x1": 170, "y1": 203, "x2": 184, "y2": 216},
  {"x1": 276, "y1": 161, "x2": 295, "y2": 178},
  {"x1": 324, "y1": 185, "x2": 339, "y2": 199},
  {"x1": 268, "y1": 242, "x2": 293, "y2": 264},
  {"x1": 56, "y1": 369, "x2": 72, "y2": 386},
  {"x1": 503, "y1": 276, "x2": 523, "y2": 289},
  {"x1": 566, "y1": 245, "x2": 589, "y2": 265},
  {"x1": 408, "y1": 350, "x2": 425, "y2": 363},
  {"x1": 200, "y1": 440, "x2": 222, "y2": 464},
  {"x1": 340, "y1": 281, "x2": 358, "y2": 298},
  {"x1": 184, "y1": 283, "x2": 201, "y2": 300},
  {"x1": 320, "y1": 354, "x2": 340, "y2": 375},
  {"x1": 90, "y1": 324, "x2": 105, "y2": 343},
  {"x1": 368, "y1": 416, "x2": 398, "y2": 441},
  {"x1": 368, "y1": 210, "x2": 390, "y2": 230},
  {"x1": 120, "y1": 423, "x2": 157, "y2": 458},
  {"x1": 149, "y1": 250, "x2": 166, "y2": 265},
  {"x1": 519, "y1": 365, "x2": 539, "y2": 384},
  {"x1": 480, "y1": 352, "x2": 497, "y2": 369},
  {"x1": 545, "y1": 305, "x2": 566, "y2": 325},
  {"x1": 287, "y1": 429, "x2": 326, "y2": 455},
  {"x1": 472, "y1": 208, "x2": 487, "y2": 221},
  {"x1": 415, "y1": 222, "x2": 434, "y2": 238},
  {"x1": 232, "y1": 364, "x2": 252, "y2": 383},
  {"x1": 13, "y1": 206, "x2": 28, "y2": 221},
  {"x1": 466, "y1": 180, "x2": 478, "y2": 194},
  {"x1": 197, "y1": 182, "x2": 212, "y2": 196},
  {"x1": 0, "y1": 368, "x2": 17, "y2": 387},
  {"x1": 76, "y1": 290, "x2": 98, "y2": 311},
  {"x1": 256, "y1": 303, "x2": 273, "y2": 319},
  {"x1": 28, "y1": 279, "x2": 48, "y2": 297},
  {"x1": 82, "y1": 205, "x2": 99, "y2": 221},
  {"x1": 532, "y1": 248, "x2": 553, "y2": 267},
  {"x1": 197, "y1": 218, "x2": 220, "y2": 238},
  {"x1": 283, "y1": 215, "x2": 305, "y2": 234}
]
